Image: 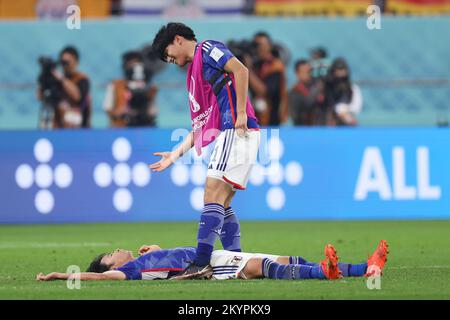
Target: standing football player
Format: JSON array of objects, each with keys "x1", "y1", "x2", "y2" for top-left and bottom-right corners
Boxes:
[{"x1": 149, "y1": 23, "x2": 260, "y2": 276}]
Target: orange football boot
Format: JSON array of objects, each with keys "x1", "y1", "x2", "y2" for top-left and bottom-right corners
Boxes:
[
  {"x1": 365, "y1": 240, "x2": 389, "y2": 277},
  {"x1": 320, "y1": 244, "x2": 342, "y2": 280}
]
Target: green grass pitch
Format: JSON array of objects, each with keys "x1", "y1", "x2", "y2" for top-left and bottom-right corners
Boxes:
[{"x1": 1, "y1": 220, "x2": 450, "y2": 299}]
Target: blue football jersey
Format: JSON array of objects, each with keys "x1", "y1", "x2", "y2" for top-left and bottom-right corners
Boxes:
[{"x1": 116, "y1": 247, "x2": 196, "y2": 280}]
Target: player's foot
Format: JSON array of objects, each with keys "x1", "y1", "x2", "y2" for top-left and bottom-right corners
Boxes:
[
  {"x1": 365, "y1": 240, "x2": 389, "y2": 277},
  {"x1": 320, "y1": 244, "x2": 342, "y2": 280},
  {"x1": 169, "y1": 264, "x2": 213, "y2": 280}
]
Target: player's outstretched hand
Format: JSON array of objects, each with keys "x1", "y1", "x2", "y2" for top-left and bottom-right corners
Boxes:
[
  {"x1": 138, "y1": 244, "x2": 162, "y2": 256},
  {"x1": 149, "y1": 151, "x2": 175, "y2": 172},
  {"x1": 36, "y1": 272, "x2": 58, "y2": 281}
]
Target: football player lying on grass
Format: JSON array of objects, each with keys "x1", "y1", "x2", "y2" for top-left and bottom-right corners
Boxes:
[{"x1": 36, "y1": 240, "x2": 388, "y2": 282}]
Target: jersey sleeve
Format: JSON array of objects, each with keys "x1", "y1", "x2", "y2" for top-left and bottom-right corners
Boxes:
[
  {"x1": 202, "y1": 40, "x2": 235, "y2": 72},
  {"x1": 116, "y1": 262, "x2": 141, "y2": 280}
]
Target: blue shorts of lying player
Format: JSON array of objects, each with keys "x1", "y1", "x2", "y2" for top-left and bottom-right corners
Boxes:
[{"x1": 36, "y1": 241, "x2": 388, "y2": 282}]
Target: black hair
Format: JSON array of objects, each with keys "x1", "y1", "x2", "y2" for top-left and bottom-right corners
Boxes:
[
  {"x1": 253, "y1": 31, "x2": 272, "y2": 44},
  {"x1": 60, "y1": 45, "x2": 80, "y2": 61},
  {"x1": 294, "y1": 59, "x2": 309, "y2": 72},
  {"x1": 330, "y1": 57, "x2": 349, "y2": 71},
  {"x1": 86, "y1": 253, "x2": 112, "y2": 273},
  {"x1": 151, "y1": 22, "x2": 197, "y2": 61},
  {"x1": 122, "y1": 50, "x2": 144, "y2": 70},
  {"x1": 122, "y1": 50, "x2": 144, "y2": 64}
]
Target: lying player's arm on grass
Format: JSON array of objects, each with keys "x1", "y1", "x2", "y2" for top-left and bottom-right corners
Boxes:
[
  {"x1": 138, "y1": 244, "x2": 162, "y2": 255},
  {"x1": 149, "y1": 130, "x2": 194, "y2": 172},
  {"x1": 36, "y1": 270, "x2": 126, "y2": 281},
  {"x1": 224, "y1": 57, "x2": 249, "y2": 136}
]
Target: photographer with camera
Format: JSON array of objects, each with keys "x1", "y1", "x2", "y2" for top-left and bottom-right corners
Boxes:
[
  {"x1": 37, "y1": 46, "x2": 91, "y2": 129},
  {"x1": 288, "y1": 60, "x2": 325, "y2": 126},
  {"x1": 324, "y1": 58, "x2": 363, "y2": 126},
  {"x1": 245, "y1": 32, "x2": 288, "y2": 126},
  {"x1": 103, "y1": 51, "x2": 158, "y2": 128}
]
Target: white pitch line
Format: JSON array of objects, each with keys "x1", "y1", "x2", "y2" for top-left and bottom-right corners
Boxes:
[{"x1": 0, "y1": 242, "x2": 112, "y2": 249}]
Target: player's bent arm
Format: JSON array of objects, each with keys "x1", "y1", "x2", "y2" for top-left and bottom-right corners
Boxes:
[
  {"x1": 59, "y1": 76, "x2": 81, "y2": 103},
  {"x1": 36, "y1": 270, "x2": 126, "y2": 281},
  {"x1": 224, "y1": 58, "x2": 249, "y2": 116}
]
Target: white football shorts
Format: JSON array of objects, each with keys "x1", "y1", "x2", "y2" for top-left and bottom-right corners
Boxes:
[
  {"x1": 207, "y1": 128, "x2": 260, "y2": 190},
  {"x1": 210, "y1": 249, "x2": 279, "y2": 280}
]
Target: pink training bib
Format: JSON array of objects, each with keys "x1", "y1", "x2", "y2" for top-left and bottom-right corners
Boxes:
[
  {"x1": 187, "y1": 41, "x2": 258, "y2": 155},
  {"x1": 187, "y1": 41, "x2": 221, "y2": 156}
]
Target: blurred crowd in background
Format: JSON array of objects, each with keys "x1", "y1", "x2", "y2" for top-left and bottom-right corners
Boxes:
[
  {"x1": 1, "y1": 0, "x2": 449, "y2": 129},
  {"x1": 37, "y1": 44, "x2": 160, "y2": 129},
  {"x1": 36, "y1": 32, "x2": 362, "y2": 129}
]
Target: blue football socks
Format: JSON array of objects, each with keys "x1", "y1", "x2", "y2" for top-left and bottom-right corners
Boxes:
[
  {"x1": 261, "y1": 258, "x2": 326, "y2": 280},
  {"x1": 194, "y1": 203, "x2": 225, "y2": 266},
  {"x1": 337, "y1": 263, "x2": 368, "y2": 277},
  {"x1": 220, "y1": 207, "x2": 241, "y2": 252},
  {"x1": 289, "y1": 256, "x2": 368, "y2": 277}
]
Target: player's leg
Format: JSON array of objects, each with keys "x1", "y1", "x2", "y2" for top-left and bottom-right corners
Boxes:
[
  {"x1": 287, "y1": 255, "x2": 367, "y2": 277},
  {"x1": 286, "y1": 240, "x2": 389, "y2": 277},
  {"x1": 190, "y1": 129, "x2": 259, "y2": 269},
  {"x1": 193, "y1": 177, "x2": 234, "y2": 267},
  {"x1": 194, "y1": 128, "x2": 256, "y2": 266},
  {"x1": 185, "y1": 129, "x2": 235, "y2": 270},
  {"x1": 240, "y1": 245, "x2": 342, "y2": 280},
  {"x1": 220, "y1": 190, "x2": 242, "y2": 252},
  {"x1": 218, "y1": 129, "x2": 260, "y2": 253},
  {"x1": 240, "y1": 257, "x2": 303, "y2": 279}
]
